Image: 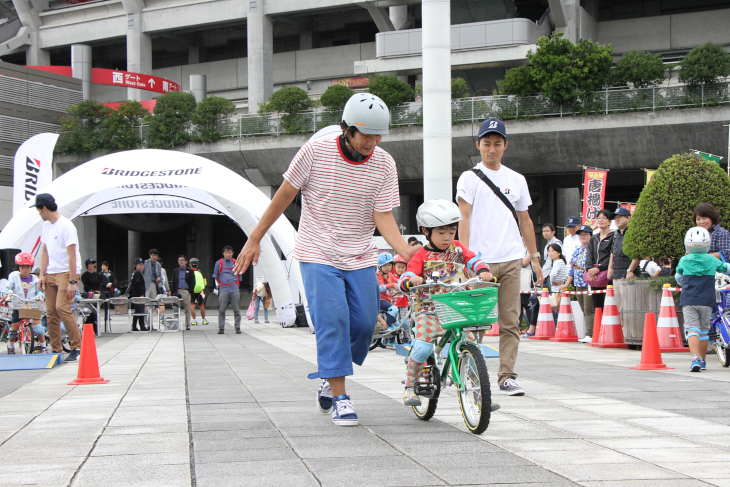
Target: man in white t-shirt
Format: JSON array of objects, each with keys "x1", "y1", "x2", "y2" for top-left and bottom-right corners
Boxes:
[
  {"x1": 456, "y1": 118, "x2": 542, "y2": 396},
  {"x1": 32, "y1": 193, "x2": 82, "y2": 361},
  {"x1": 562, "y1": 216, "x2": 581, "y2": 265},
  {"x1": 232, "y1": 94, "x2": 418, "y2": 426}
]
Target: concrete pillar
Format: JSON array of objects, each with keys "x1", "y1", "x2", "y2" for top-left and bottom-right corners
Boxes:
[
  {"x1": 82, "y1": 216, "x2": 97, "y2": 264},
  {"x1": 556, "y1": 187, "x2": 581, "y2": 232},
  {"x1": 548, "y1": 0, "x2": 580, "y2": 44},
  {"x1": 246, "y1": 0, "x2": 273, "y2": 113},
  {"x1": 299, "y1": 31, "x2": 313, "y2": 50},
  {"x1": 71, "y1": 44, "x2": 92, "y2": 101},
  {"x1": 190, "y1": 74, "x2": 207, "y2": 103},
  {"x1": 256, "y1": 186, "x2": 273, "y2": 199},
  {"x1": 26, "y1": 41, "x2": 50, "y2": 66},
  {"x1": 389, "y1": 5, "x2": 408, "y2": 30},
  {"x1": 128, "y1": 230, "x2": 141, "y2": 275},
  {"x1": 14, "y1": 0, "x2": 49, "y2": 65},
  {"x1": 126, "y1": 11, "x2": 152, "y2": 101},
  {"x1": 188, "y1": 46, "x2": 200, "y2": 64}
]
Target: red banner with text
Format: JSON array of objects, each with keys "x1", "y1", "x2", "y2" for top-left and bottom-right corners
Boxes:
[
  {"x1": 582, "y1": 169, "x2": 608, "y2": 228},
  {"x1": 27, "y1": 66, "x2": 181, "y2": 94}
]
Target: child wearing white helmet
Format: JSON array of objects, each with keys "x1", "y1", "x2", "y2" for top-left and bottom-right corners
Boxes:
[
  {"x1": 675, "y1": 226, "x2": 730, "y2": 372},
  {"x1": 397, "y1": 200, "x2": 493, "y2": 406}
]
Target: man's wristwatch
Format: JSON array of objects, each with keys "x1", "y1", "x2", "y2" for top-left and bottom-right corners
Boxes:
[
  {"x1": 530, "y1": 252, "x2": 541, "y2": 260},
  {"x1": 68, "y1": 280, "x2": 77, "y2": 285}
]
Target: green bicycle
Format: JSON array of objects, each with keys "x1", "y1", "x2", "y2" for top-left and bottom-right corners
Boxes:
[{"x1": 406, "y1": 276, "x2": 499, "y2": 434}]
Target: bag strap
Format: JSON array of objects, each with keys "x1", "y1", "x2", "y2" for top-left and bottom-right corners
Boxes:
[
  {"x1": 641, "y1": 260, "x2": 650, "y2": 273},
  {"x1": 471, "y1": 168, "x2": 520, "y2": 232}
]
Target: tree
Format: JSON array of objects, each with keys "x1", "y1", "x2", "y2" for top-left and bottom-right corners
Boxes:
[
  {"x1": 146, "y1": 91, "x2": 197, "y2": 148},
  {"x1": 679, "y1": 42, "x2": 730, "y2": 86},
  {"x1": 612, "y1": 51, "x2": 666, "y2": 88},
  {"x1": 319, "y1": 84, "x2": 354, "y2": 110},
  {"x1": 191, "y1": 96, "x2": 236, "y2": 142},
  {"x1": 258, "y1": 86, "x2": 313, "y2": 134},
  {"x1": 100, "y1": 101, "x2": 149, "y2": 152},
  {"x1": 623, "y1": 153, "x2": 730, "y2": 261},
  {"x1": 527, "y1": 33, "x2": 613, "y2": 103},
  {"x1": 367, "y1": 74, "x2": 415, "y2": 108},
  {"x1": 496, "y1": 65, "x2": 537, "y2": 96},
  {"x1": 451, "y1": 77, "x2": 469, "y2": 99},
  {"x1": 55, "y1": 100, "x2": 111, "y2": 154}
]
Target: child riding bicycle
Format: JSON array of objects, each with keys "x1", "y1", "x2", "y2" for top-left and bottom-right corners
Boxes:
[
  {"x1": 377, "y1": 252, "x2": 398, "y2": 329},
  {"x1": 398, "y1": 200, "x2": 492, "y2": 406},
  {"x1": 2, "y1": 252, "x2": 47, "y2": 354}
]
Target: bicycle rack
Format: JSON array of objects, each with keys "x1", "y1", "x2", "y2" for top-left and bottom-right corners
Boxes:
[
  {"x1": 157, "y1": 296, "x2": 181, "y2": 333},
  {"x1": 128, "y1": 297, "x2": 153, "y2": 333}
]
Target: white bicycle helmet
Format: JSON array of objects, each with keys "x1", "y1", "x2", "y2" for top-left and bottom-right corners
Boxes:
[
  {"x1": 416, "y1": 199, "x2": 462, "y2": 230},
  {"x1": 342, "y1": 93, "x2": 390, "y2": 135},
  {"x1": 685, "y1": 226, "x2": 711, "y2": 253}
]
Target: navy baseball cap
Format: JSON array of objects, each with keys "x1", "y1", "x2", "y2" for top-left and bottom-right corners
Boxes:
[
  {"x1": 85, "y1": 258, "x2": 96, "y2": 266},
  {"x1": 134, "y1": 257, "x2": 144, "y2": 265},
  {"x1": 577, "y1": 224, "x2": 594, "y2": 234},
  {"x1": 477, "y1": 118, "x2": 507, "y2": 139},
  {"x1": 566, "y1": 216, "x2": 580, "y2": 227},
  {"x1": 30, "y1": 193, "x2": 55, "y2": 208},
  {"x1": 611, "y1": 207, "x2": 632, "y2": 218}
]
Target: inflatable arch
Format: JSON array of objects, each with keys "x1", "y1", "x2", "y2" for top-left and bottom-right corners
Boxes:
[{"x1": 0, "y1": 149, "x2": 309, "y2": 328}]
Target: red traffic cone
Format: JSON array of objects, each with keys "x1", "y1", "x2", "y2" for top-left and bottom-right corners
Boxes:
[
  {"x1": 530, "y1": 289, "x2": 556, "y2": 340},
  {"x1": 656, "y1": 284, "x2": 689, "y2": 352},
  {"x1": 68, "y1": 322, "x2": 109, "y2": 385},
  {"x1": 551, "y1": 293, "x2": 579, "y2": 342},
  {"x1": 486, "y1": 317, "x2": 500, "y2": 336},
  {"x1": 592, "y1": 286, "x2": 628, "y2": 348},
  {"x1": 588, "y1": 307, "x2": 603, "y2": 347},
  {"x1": 632, "y1": 313, "x2": 672, "y2": 370}
]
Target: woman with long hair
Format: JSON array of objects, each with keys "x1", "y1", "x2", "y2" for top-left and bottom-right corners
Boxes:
[{"x1": 585, "y1": 209, "x2": 614, "y2": 311}]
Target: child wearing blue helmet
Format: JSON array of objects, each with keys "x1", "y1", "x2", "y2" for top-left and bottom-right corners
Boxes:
[{"x1": 377, "y1": 252, "x2": 398, "y2": 328}]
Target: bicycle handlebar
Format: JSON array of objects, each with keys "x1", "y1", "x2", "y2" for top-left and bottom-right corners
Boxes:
[{"x1": 406, "y1": 276, "x2": 500, "y2": 292}]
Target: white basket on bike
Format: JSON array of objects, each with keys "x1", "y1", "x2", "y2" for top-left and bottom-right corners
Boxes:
[
  {"x1": 719, "y1": 288, "x2": 730, "y2": 310},
  {"x1": 11, "y1": 295, "x2": 43, "y2": 320}
]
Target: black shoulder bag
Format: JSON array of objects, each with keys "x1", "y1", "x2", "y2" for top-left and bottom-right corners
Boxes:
[{"x1": 470, "y1": 168, "x2": 520, "y2": 233}]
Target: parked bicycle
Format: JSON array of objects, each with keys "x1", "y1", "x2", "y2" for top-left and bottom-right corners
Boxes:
[
  {"x1": 371, "y1": 293, "x2": 413, "y2": 350},
  {"x1": 405, "y1": 277, "x2": 499, "y2": 434}
]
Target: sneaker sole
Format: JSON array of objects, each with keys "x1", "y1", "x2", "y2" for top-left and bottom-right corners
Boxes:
[
  {"x1": 500, "y1": 389, "x2": 525, "y2": 396},
  {"x1": 332, "y1": 418, "x2": 359, "y2": 426},
  {"x1": 403, "y1": 400, "x2": 422, "y2": 406},
  {"x1": 690, "y1": 365, "x2": 701, "y2": 372}
]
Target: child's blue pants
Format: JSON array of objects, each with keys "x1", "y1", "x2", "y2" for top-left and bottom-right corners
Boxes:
[{"x1": 301, "y1": 262, "x2": 379, "y2": 379}]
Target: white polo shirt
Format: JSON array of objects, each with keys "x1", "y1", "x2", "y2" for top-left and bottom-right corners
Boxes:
[
  {"x1": 456, "y1": 163, "x2": 531, "y2": 264},
  {"x1": 562, "y1": 233, "x2": 581, "y2": 265},
  {"x1": 41, "y1": 216, "x2": 82, "y2": 275}
]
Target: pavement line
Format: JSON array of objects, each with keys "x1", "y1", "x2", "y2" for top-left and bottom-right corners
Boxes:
[{"x1": 183, "y1": 332, "x2": 198, "y2": 487}]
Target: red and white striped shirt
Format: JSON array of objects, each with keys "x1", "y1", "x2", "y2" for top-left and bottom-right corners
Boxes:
[{"x1": 284, "y1": 136, "x2": 400, "y2": 270}]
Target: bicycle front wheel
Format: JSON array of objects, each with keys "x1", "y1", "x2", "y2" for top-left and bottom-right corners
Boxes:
[
  {"x1": 412, "y1": 356, "x2": 440, "y2": 421},
  {"x1": 717, "y1": 343, "x2": 730, "y2": 367},
  {"x1": 19, "y1": 324, "x2": 34, "y2": 354},
  {"x1": 457, "y1": 342, "x2": 491, "y2": 434}
]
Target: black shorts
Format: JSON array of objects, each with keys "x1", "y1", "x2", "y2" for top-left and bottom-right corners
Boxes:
[{"x1": 192, "y1": 293, "x2": 205, "y2": 306}]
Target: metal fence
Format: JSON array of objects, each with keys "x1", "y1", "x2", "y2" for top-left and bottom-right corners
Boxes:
[{"x1": 130, "y1": 82, "x2": 730, "y2": 145}]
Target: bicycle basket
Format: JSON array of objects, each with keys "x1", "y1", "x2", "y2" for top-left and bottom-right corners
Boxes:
[
  {"x1": 0, "y1": 306, "x2": 11, "y2": 321},
  {"x1": 431, "y1": 288, "x2": 498, "y2": 330},
  {"x1": 11, "y1": 295, "x2": 43, "y2": 319}
]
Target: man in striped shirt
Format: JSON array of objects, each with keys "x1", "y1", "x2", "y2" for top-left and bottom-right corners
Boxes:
[{"x1": 234, "y1": 93, "x2": 418, "y2": 426}]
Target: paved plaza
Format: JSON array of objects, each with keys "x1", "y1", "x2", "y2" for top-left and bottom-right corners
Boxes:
[{"x1": 2, "y1": 313, "x2": 730, "y2": 487}]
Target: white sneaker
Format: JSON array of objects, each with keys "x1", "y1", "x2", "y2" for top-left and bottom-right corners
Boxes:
[
  {"x1": 499, "y1": 378, "x2": 525, "y2": 396},
  {"x1": 579, "y1": 336, "x2": 592, "y2": 343}
]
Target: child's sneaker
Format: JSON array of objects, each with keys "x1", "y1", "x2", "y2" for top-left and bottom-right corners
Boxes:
[
  {"x1": 520, "y1": 332, "x2": 535, "y2": 338},
  {"x1": 403, "y1": 387, "x2": 421, "y2": 406},
  {"x1": 331, "y1": 394, "x2": 358, "y2": 426},
  {"x1": 191, "y1": 320, "x2": 198, "y2": 326},
  {"x1": 690, "y1": 355, "x2": 702, "y2": 372},
  {"x1": 316, "y1": 379, "x2": 332, "y2": 413},
  {"x1": 701, "y1": 358, "x2": 707, "y2": 370},
  {"x1": 7, "y1": 344, "x2": 15, "y2": 354},
  {"x1": 202, "y1": 320, "x2": 209, "y2": 325}
]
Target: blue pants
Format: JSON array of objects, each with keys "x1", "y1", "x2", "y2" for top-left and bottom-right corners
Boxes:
[
  {"x1": 380, "y1": 300, "x2": 396, "y2": 326},
  {"x1": 301, "y1": 262, "x2": 379, "y2": 379}
]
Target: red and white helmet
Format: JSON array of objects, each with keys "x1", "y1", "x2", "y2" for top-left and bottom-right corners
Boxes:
[
  {"x1": 393, "y1": 254, "x2": 406, "y2": 264},
  {"x1": 14, "y1": 252, "x2": 34, "y2": 266}
]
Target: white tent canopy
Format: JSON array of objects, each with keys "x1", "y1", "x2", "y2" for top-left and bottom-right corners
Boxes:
[{"x1": 0, "y1": 149, "x2": 307, "y2": 328}]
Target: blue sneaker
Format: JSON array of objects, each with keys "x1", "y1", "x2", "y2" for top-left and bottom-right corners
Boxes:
[
  {"x1": 331, "y1": 394, "x2": 358, "y2": 426},
  {"x1": 316, "y1": 379, "x2": 332, "y2": 413},
  {"x1": 701, "y1": 358, "x2": 707, "y2": 370},
  {"x1": 690, "y1": 356, "x2": 702, "y2": 372}
]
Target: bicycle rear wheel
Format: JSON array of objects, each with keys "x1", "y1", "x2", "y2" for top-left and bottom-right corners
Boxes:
[
  {"x1": 19, "y1": 324, "x2": 34, "y2": 354},
  {"x1": 412, "y1": 356, "x2": 440, "y2": 421},
  {"x1": 717, "y1": 343, "x2": 730, "y2": 367},
  {"x1": 457, "y1": 342, "x2": 491, "y2": 434}
]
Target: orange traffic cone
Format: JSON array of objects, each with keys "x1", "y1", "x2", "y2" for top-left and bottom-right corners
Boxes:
[
  {"x1": 551, "y1": 293, "x2": 579, "y2": 342},
  {"x1": 588, "y1": 307, "x2": 603, "y2": 347},
  {"x1": 656, "y1": 284, "x2": 689, "y2": 352},
  {"x1": 632, "y1": 313, "x2": 672, "y2": 370},
  {"x1": 592, "y1": 286, "x2": 628, "y2": 348},
  {"x1": 530, "y1": 289, "x2": 556, "y2": 340},
  {"x1": 68, "y1": 322, "x2": 109, "y2": 385}
]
